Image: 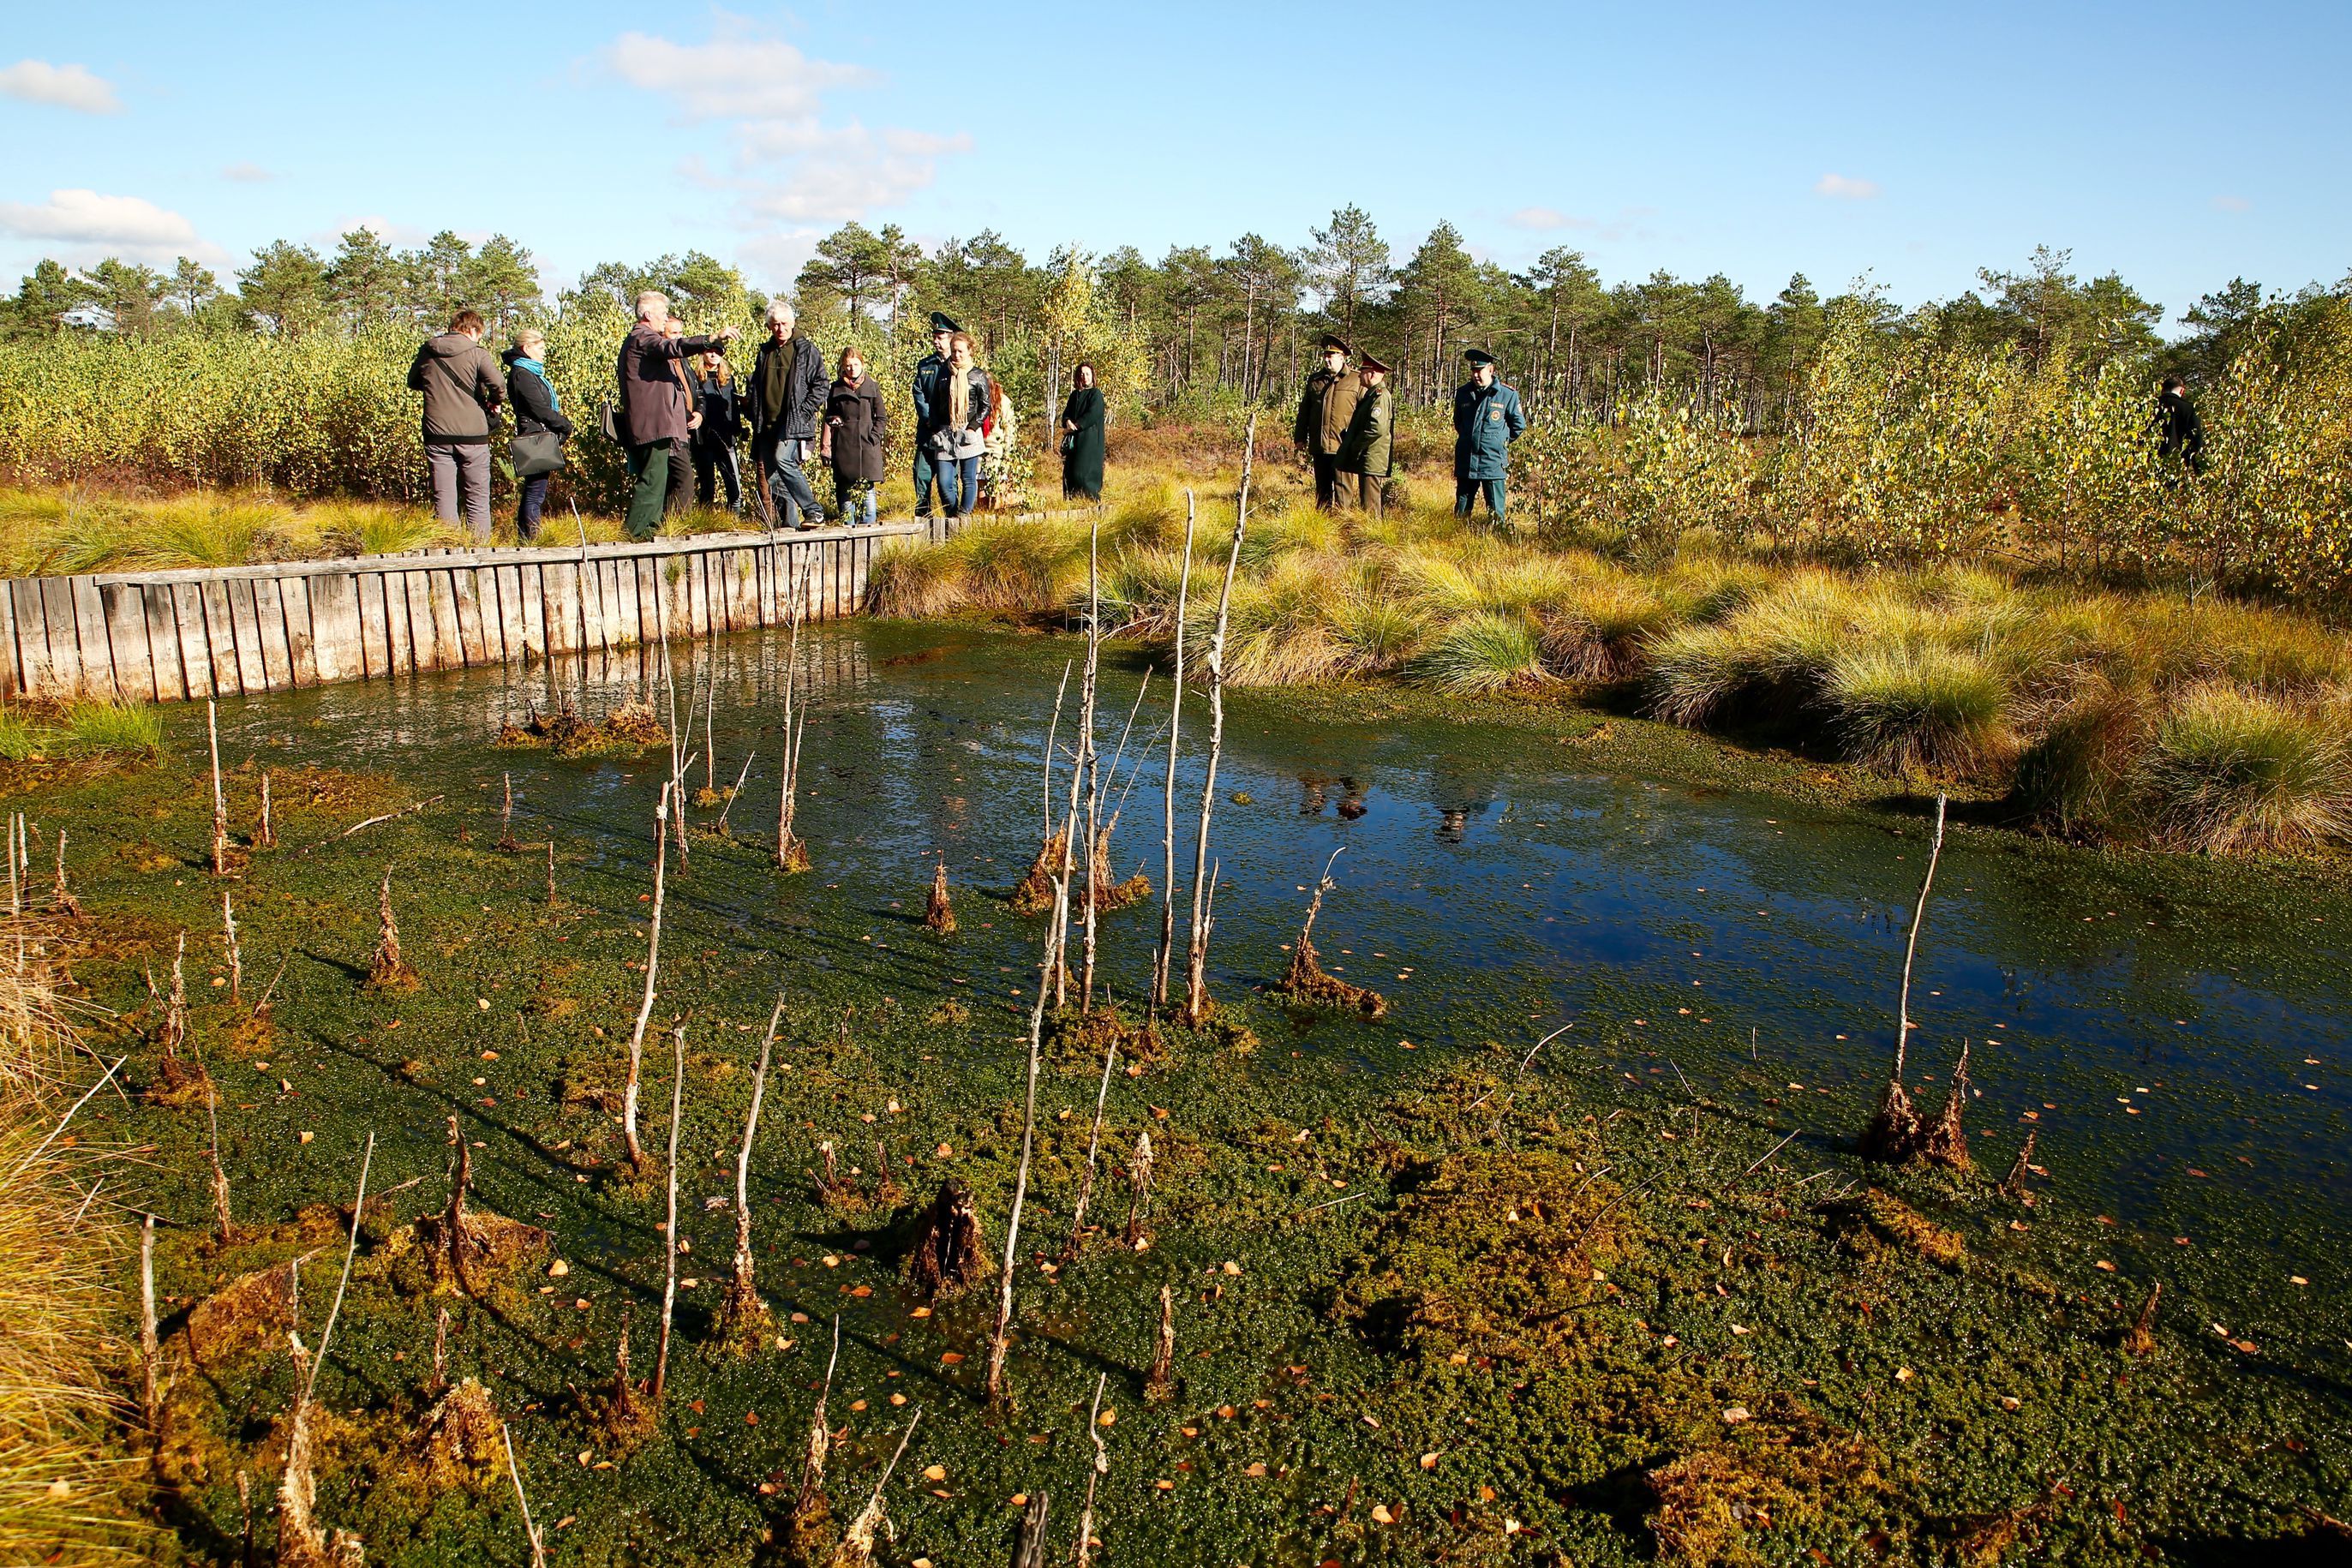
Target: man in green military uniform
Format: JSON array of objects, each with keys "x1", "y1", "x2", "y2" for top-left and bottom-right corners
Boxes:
[
  {"x1": 1336, "y1": 350, "x2": 1395, "y2": 521},
  {"x1": 1293, "y1": 334, "x2": 1362, "y2": 511},
  {"x1": 1452, "y1": 347, "x2": 1526, "y2": 524}
]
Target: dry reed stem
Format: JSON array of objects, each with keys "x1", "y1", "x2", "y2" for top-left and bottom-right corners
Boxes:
[
  {"x1": 653, "y1": 1020, "x2": 684, "y2": 1403},
  {"x1": 1153, "y1": 491, "x2": 1198, "y2": 1012},
  {"x1": 622, "y1": 785, "x2": 670, "y2": 1171}
]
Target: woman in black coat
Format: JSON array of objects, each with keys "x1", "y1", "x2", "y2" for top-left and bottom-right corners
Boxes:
[
  {"x1": 822, "y1": 348, "x2": 889, "y2": 526},
  {"x1": 689, "y1": 350, "x2": 745, "y2": 512},
  {"x1": 1061, "y1": 362, "x2": 1106, "y2": 502},
  {"x1": 502, "y1": 329, "x2": 572, "y2": 541}
]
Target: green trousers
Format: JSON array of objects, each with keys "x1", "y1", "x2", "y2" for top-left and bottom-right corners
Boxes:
[{"x1": 625, "y1": 440, "x2": 672, "y2": 540}]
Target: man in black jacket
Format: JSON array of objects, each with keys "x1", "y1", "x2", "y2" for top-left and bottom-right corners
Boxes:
[
  {"x1": 2156, "y1": 374, "x2": 2205, "y2": 477},
  {"x1": 747, "y1": 302, "x2": 829, "y2": 529},
  {"x1": 911, "y1": 311, "x2": 957, "y2": 521}
]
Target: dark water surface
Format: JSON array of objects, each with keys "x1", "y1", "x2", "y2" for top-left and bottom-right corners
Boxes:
[{"x1": 202, "y1": 618, "x2": 2351, "y2": 1327}]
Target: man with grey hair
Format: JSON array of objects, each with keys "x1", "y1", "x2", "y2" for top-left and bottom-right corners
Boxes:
[
  {"x1": 747, "y1": 299, "x2": 829, "y2": 529},
  {"x1": 615, "y1": 290, "x2": 738, "y2": 539}
]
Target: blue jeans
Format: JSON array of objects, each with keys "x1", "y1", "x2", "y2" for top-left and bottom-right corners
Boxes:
[
  {"x1": 913, "y1": 446, "x2": 936, "y2": 517},
  {"x1": 1455, "y1": 477, "x2": 1506, "y2": 522},
  {"x1": 516, "y1": 473, "x2": 550, "y2": 540},
  {"x1": 938, "y1": 454, "x2": 981, "y2": 517},
  {"x1": 835, "y1": 475, "x2": 877, "y2": 527},
  {"x1": 762, "y1": 434, "x2": 822, "y2": 529}
]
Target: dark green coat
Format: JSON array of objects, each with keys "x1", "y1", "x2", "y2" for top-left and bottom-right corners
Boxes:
[
  {"x1": 1337, "y1": 381, "x2": 1393, "y2": 477},
  {"x1": 1061, "y1": 386, "x2": 1106, "y2": 500}
]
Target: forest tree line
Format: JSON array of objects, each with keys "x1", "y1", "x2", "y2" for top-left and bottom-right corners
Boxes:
[{"x1": 7, "y1": 207, "x2": 2349, "y2": 428}]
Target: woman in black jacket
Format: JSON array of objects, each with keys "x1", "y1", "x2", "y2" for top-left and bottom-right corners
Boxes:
[
  {"x1": 822, "y1": 348, "x2": 889, "y2": 526},
  {"x1": 690, "y1": 350, "x2": 745, "y2": 512},
  {"x1": 503, "y1": 329, "x2": 572, "y2": 541}
]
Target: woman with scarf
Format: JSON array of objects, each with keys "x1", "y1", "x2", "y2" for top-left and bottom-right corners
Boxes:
[
  {"x1": 924, "y1": 332, "x2": 991, "y2": 521},
  {"x1": 502, "y1": 328, "x2": 572, "y2": 541}
]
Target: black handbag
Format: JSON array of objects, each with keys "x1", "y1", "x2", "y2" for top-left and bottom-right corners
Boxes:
[{"x1": 512, "y1": 431, "x2": 566, "y2": 477}]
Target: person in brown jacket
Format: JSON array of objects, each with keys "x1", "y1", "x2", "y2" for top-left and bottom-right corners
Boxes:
[
  {"x1": 1292, "y1": 333, "x2": 1362, "y2": 511},
  {"x1": 406, "y1": 308, "x2": 505, "y2": 542},
  {"x1": 616, "y1": 290, "x2": 739, "y2": 539}
]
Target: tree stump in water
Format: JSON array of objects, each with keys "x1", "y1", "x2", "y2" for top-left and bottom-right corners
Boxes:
[
  {"x1": 903, "y1": 1179, "x2": 990, "y2": 1302},
  {"x1": 924, "y1": 858, "x2": 955, "y2": 934}
]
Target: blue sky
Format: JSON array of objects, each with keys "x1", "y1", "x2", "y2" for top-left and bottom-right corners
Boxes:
[{"x1": 5, "y1": 1, "x2": 2346, "y2": 326}]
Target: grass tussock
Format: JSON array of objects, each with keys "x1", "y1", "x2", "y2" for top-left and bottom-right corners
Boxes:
[
  {"x1": 0, "y1": 700, "x2": 166, "y2": 764},
  {"x1": 2140, "y1": 684, "x2": 2352, "y2": 853},
  {"x1": 0, "y1": 926, "x2": 150, "y2": 1565}
]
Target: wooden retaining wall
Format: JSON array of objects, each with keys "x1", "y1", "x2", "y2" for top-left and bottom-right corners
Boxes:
[{"x1": 0, "y1": 523, "x2": 922, "y2": 704}]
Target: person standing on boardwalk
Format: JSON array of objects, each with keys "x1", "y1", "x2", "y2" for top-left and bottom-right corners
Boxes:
[
  {"x1": 1061, "y1": 362, "x2": 1106, "y2": 502},
  {"x1": 661, "y1": 317, "x2": 697, "y2": 518},
  {"x1": 408, "y1": 308, "x2": 505, "y2": 542},
  {"x1": 925, "y1": 331, "x2": 991, "y2": 523},
  {"x1": 689, "y1": 348, "x2": 745, "y2": 512},
  {"x1": 747, "y1": 302, "x2": 830, "y2": 530},
  {"x1": 615, "y1": 291, "x2": 737, "y2": 540},
  {"x1": 1293, "y1": 334, "x2": 1362, "y2": 510},
  {"x1": 1337, "y1": 351, "x2": 1394, "y2": 521},
  {"x1": 911, "y1": 312, "x2": 957, "y2": 522},
  {"x1": 501, "y1": 327, "x2": 570, "y2": 542},
  {"x1": 822, "y1": 346, "x2": 889, "y2": 527},
  {"x1": 1451, "y1": 348, "x2": 1525, "y2": 524}
]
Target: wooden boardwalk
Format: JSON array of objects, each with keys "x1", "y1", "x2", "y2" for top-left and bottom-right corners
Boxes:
[{"x1": 0, "y1": 522, "x2": 922, "y2": 704}]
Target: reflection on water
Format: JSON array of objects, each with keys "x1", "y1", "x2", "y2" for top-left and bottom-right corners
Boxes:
[{"x1": 206, "y1": 619, "x2": 2350, "y2": 1321}]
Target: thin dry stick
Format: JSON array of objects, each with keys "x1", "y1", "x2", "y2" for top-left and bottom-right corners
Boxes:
[
  {"x1": 7, "y1": 812, "x2": 19, "y2": 919},
  {"x1": 727, "y1": 996, "x2": 782, "y2": 1315},
  {"x1": 652, "y1": 1020, "x2": 685, "y2": 1403},
  {"x1": 1894, "y1": 793, "x2": 1948, "y2": 1083},
  {"x1": 1152, "y1": 491, "x2": 1198, "y2": 1012},
  {"x1": 703, "y1": 679, "x2": 717, "y2": 793},
  {"x1": 1080, "y1": 518, "x2": 1104, "y2": 1007},
  {"x1": 1074, "y1": 1372, "x2": 1109, "y2": 1567},
  {"x1": 545, "y1": 840, "x2": 556, "y2": 907},
  {"x1": 51, "y1": 828, "x2": 80, "y2": 918},
  {"x1": 987, "y1": 832, "x2": 1064, "y2": 1403},
  {"x1": 257, "y1": 770, "x2": 274, "y2": 849},
  {"x1": 201, "y1": 1043, "x2": 233, "y2": 1244},
  {"x1": 1146, "y1": 1282, "x2": 1176, "y2": 1399},
  {"x1": 1185, "y1": 428, "x2": 1253, "y2": 1024},
  {"x1": 794, "y1": 1316, "x2": 841, "y2": 1518},
  {"x1": 498, "y1": 773, "x2": 518, "y2": 853},
  {"x1": 622, "y1": 783, "x2": 672, "y2": 1170},
  {"x1": 222, "y1": 893, "x2": 242, "y2": 1008},
  {"x1": 714, "y1": 751, "x2": 755, "y2": 833},
  {"x1": 657, "y1": 633, "x2": 689, "y2": 865},
  {"x1": 1061, "y1": 1037, "x2": 1118, "y2": 1261},
  {"x1": 305, "y1": 1130, "x2": 376, "y2": 1407},
  {"x1": 775, "y1": 555, "x2": 811, "y2": 871},
  {"x1": 206, "y1": 700, "x2": 230, "y2": 876},
  {"x1": 1865, "y1": 793, "x2": 1948, "y2": 1158},
  {"x1": 499, "y1": 1422, "x2": 548, "y2": 1568},
  {"x1": 140, "y1": 1212, "x2": 160, "y2": 1432},
  {"x1": 836, "y1": 1409, "x2": 921, "y2": 1561},
  {"x1": 430, "y1": 1305, "x2": 450, "y2": 1393}
]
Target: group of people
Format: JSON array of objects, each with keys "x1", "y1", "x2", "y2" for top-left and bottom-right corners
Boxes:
[
  {"x1": 405, "y1": 296, "x2": 1111, "y2": 543},
  {"x1": 1294, "y1": 336, "x2": 1528, "y2": 522}
]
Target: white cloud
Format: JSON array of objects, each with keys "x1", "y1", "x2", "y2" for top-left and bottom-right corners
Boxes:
[
  {"x1": 601, "y1": 18, "x2": 968, "y2": 286},
  {"x1": 2212, "y1": 194, "x2": 2252, "y2": 213},
  {"x1": 0, "y1": 189, "x2": 218, "y2": 265},
  {"x1": 222, "y1": 162, "x2": 277, "y2": 183},
  {"x1": 1814, "y1": 173, "x2": 1882, "y2": 200},
  {"x1": 1505, "y1": 206, "x2": 1583, "y2": 231},
  {"x1": 604, "y1": 27, "x2": 872, "y2": 121},
  {"x1": 0, "y1": 59, "x2": 121, "y2": 114}
]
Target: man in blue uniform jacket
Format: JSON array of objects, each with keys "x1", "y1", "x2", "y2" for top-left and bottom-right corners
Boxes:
[{"x1": 1451, "y1": 348, "x2": 1526, "y2": 524}]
